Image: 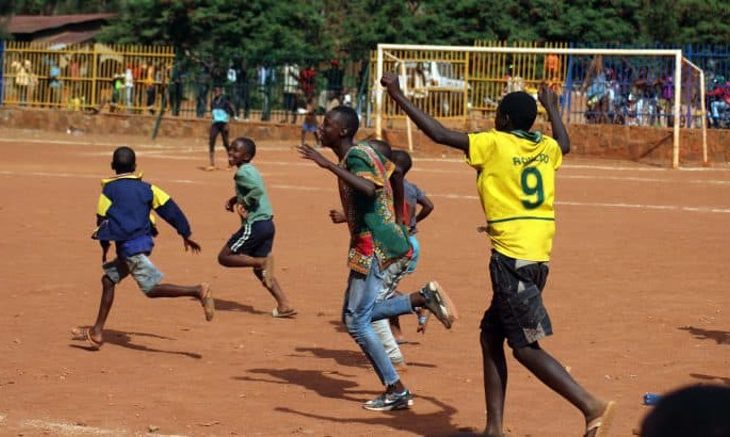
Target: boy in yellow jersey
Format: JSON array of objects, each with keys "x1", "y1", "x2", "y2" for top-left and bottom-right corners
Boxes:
[{"x1": 381, "y1": 72, "x2": 615, "y2": 437}]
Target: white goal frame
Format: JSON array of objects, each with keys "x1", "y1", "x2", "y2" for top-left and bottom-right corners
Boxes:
[{"x1": 375, "y1": 43, "x2": 705, "y2": 168}]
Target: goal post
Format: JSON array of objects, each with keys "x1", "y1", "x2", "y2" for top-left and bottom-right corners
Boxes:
[
  {"x1": 374, "y1": 44, "x2": 696, "y2": 168},
  {"x1": 682, "y1": 57, "x2": 708, "y2": 166}
]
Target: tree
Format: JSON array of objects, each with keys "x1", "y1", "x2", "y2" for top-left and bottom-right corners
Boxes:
[{"x1": 98, "y1": 0, "x2": 332, "y2": 68}]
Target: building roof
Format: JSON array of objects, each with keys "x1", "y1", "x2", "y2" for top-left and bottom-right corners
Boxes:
[
  {"x1": 35, "y1": 30, "x2": 101, "y2": 46},
  {"x1": 6, "y1": 14, "x2": 115, "y2": 34}
]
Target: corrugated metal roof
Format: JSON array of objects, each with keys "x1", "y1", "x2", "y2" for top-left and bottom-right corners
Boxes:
[
  {"x1": 7, "y1": 14, "x2": 115, "y2": 34},
  {"x1": 35, "y1": 30, "x2": 101, "y2": 45}
]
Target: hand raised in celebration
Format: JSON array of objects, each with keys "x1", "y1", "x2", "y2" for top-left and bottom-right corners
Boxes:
[
  {"x1": 380, "y1": 72, "x2": 402, "y2": 94},
  {"x1": 538, "y1": 84, "x2": 559, "y2": 111}
]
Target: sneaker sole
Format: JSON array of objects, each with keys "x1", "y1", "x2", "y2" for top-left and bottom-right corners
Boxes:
[
  {"x1": 362, "y1": 399, "x2": 413, "y2": 411},
  {"x1": 428, "y1": 281, "x2": 458, "y2": 329}
]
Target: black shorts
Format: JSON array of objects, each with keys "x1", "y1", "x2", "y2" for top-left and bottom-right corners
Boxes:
[
  {"x1": 226, "y1": 218, "x2": 275, "y2": 258},
  {"x1": 481, "y1": 250, "x2": 553, "y2": 348}
]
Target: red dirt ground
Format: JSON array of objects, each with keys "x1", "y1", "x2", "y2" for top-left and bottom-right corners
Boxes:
[{"x1": 0, "y1": 132, "x2": 728, "y2": 436}]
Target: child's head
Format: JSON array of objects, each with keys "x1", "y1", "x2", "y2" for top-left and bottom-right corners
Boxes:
[
  {"x1": 391, "y1": 150, "x2": 412, "y2": 175},
  {"x1": 321, "y1": 106, "x2": 359, "y2": 149},
  {"x1": 366, "y1": 139, "x2": 392, "y2": 160},
  {"x1": 111, "y1": 146, "x2": 136, "y2": 174},
  {"x1": 228, "y1": 137, "x2": 256, "y2": 167},
  {"x1": 640, "y1": 384, "x2": 730, "y2": 437},
  {"x1": 496, "y1": 91, "x2": 537, "y2": 132}
]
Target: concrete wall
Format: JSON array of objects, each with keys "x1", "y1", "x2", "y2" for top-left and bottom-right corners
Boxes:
[{"x1": 1, "y1": 107, "x2": 728, "y2": 164}]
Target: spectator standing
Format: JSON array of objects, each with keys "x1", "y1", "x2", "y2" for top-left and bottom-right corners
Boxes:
[
  {"x1": 111, "y1": 70, "x2": 125, "y2": 113},
  {"x1": 48, "y1": 58, "x2": 62, "y2": 106},
  {"x1": 168, "y1": 62, "x2": 183, "y2": 116},
  {"x1": 258, "y1": 65, "x2": 273, "y2": 121},
  {"x1": 324, "y1": 59, "x2": 344, "y2": 110},
  {"x1": 124, "y1": 63, "x2": 134, "y2": 112},
  {"x1": 11, "y1": 59, "x2": 30, "y2": 105},
  {"x1": 299, "y1": 65, "x2": 317, "y2": 103},
  {"x1": 145, "y1": 63, "x2": 157, "y2": 114},
  {"x1": 281, "y1": 63, "x2": 300, "y2": 123},
  {"x1": 232, "y1": 58, "x2": 250, "y2": 120},
  {"x1": 196, "y1": 59, "x2": 212, "y2": 118}
]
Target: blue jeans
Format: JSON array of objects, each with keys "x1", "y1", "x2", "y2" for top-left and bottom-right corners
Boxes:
[{"x1": 343, "y1": 260, "x2": 413, "y2": 386}]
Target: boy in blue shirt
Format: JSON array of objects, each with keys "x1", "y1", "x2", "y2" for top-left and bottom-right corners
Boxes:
[
  {"x1": 72, "y1": 146, "x2": 214, "y2": 350},
  {"x1": 218, "y1": 137, "x2": 296, "y2": 318}
]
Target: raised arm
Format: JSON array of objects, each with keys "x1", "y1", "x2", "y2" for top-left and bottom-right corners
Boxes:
[
  {"x1": 538, "y1": 85, "x2": 570, "y2": 155},
  {"x1": 380, "y1": 72, "x2": 469, "y2": 153}
]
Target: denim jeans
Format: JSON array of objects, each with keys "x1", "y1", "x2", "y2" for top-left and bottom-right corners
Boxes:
[
  {"x1": 372, "y1": 257, "x2": 411, "y2": 364},
  {"x1": 343, "y1": 260, "x2": 413, "y2": 386}
]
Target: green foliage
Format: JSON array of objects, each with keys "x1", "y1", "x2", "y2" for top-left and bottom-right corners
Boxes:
[{"x1": 3, "y1": 0, "x2": 730, "y2": 64}]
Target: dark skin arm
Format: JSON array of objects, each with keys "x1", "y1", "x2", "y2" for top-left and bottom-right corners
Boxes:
[
  {"x1": 100, "y1": 240, "x2": 110, "y2": 262},
  {"x1": 415, "y1": 194, "x2": 434, "y2": 223},
  {"x1": 390, "y1": 167, "x2": 405, "y2": 225},
  {"x1": 297, "y1": 144, "x2": 377, "y2": 197},
  {"x1": 381, "y1": 72, "x2": 469, "y2": 153},
  {"x1": 538, "y1": 84, "x2": 570, "y2": 155}
]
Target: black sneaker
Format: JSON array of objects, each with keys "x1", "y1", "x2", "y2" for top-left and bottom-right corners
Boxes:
[
  {"x1": 362, "y1": 390, "x2": 413, "y2": 411},
  {"x1": 420, "y1": 281, "x2": 457, "y2": 329}
]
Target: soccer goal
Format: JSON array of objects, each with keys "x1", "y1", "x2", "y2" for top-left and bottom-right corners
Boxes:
[{"x1": 372, "y1": 43, "x2": 708, "y2": 168}]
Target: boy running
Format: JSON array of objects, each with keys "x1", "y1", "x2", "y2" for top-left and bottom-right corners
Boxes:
[
  {"x1": 72, "y1": 146, "x2": 214, "y2": 350},
  {"x1": 381, "y1": 72, "x2": 615, "y2": 437},
  {"x1": 297, "y1": 106, "x2": 457, "y2": 411},
  {"x1": 328, "y1": 142, "x2": 435, "y2": 369},
  {"x1": 218, "y1": 137, "x2": 295, "y2": 318},
  {"x1": 386, "y1": 149, "x2": 435, "y2": 343}
]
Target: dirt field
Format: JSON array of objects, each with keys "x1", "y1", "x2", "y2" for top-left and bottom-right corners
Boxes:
[{"x1": 0, "y1": 132, "x2": 728, "y2": 437}]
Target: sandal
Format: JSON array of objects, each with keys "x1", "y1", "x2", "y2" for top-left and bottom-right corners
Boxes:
[
  {"x1": 200, "y1": 283, "x2": 215, "y2": 321},
  {"x1": 70, "y1": 327, "x2": 103, "y2": 350},
  {"x1": 585, "y1": 401, "x2": 616, "y2": 437},
  {"x1": 272, "y1": 308, "x2": 297, "y2": 318}
]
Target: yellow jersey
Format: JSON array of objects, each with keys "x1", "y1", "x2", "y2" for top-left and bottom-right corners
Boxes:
[{"x1": 466, "y1": 129, "x2": 563, "y2": 261}]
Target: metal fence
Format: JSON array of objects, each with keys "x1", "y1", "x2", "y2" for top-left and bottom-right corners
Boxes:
[
  {"x1": 2, "y1": 40, "x2": 729, "y2": 129},
  {"x1": 0, "y1": 40, "x2": 365, "y2": 121}
]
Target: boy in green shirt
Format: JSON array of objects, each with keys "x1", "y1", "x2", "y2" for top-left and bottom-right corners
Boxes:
[{"x1": 218, "y1": 137, "x2": 296, "y2": 318}]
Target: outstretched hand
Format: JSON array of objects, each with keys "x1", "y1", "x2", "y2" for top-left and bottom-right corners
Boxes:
[
  {"x1": 380, "y1": 72, "x2": 402, "y2": 94},
  {"x1": 297, "y1": 144, "x2": 332, "y2": 168},
  {"x1": 184, "y1": 237, "x2": 202, "y2": 254}
]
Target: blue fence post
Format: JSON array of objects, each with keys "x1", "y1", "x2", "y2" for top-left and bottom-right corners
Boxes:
[
  {"x1": 564, "y1": 41, "x2": 575, "y2": 124},
  {"x1": 0, "y1": 40, "x2": 4, "y2": 106}
]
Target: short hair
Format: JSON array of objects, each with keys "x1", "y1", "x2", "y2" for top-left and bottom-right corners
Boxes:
[
  {"x1": 498, "y1": 91, "x2": 537, "y2": 130},
  {"x1": 330, "y1": 106, "x2": 359, "y2": 139},
  {"x1": 392, "y1": 150, "x2": 413, "y2": 174},
  {"x1": 641, "y1": 385, "x2": 730, "y2": 437},
  {"x1": 112, "y1": 146, "x2": 136, "y2": 173},
  {"x1": 366, "y1": 139, "x2": 392, "y2": 160},
  {"x1": 231, "y1": 137, "x2": 256, "y2": 159}
]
